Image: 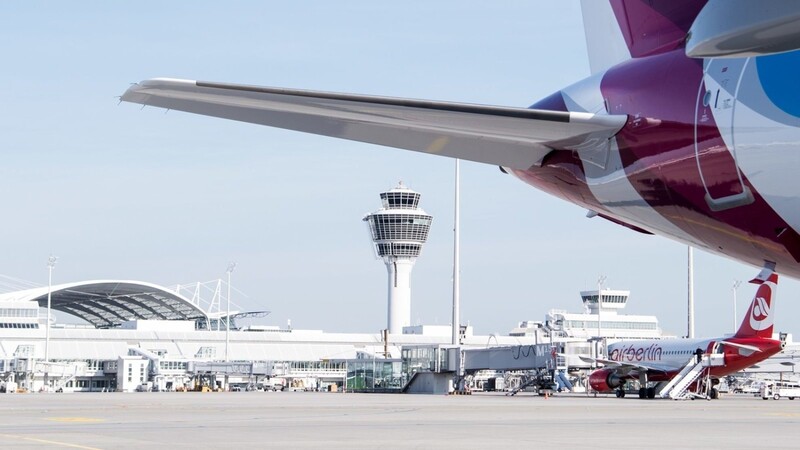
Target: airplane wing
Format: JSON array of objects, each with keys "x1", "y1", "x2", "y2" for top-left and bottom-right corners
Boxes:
[
  {"x1": 120, "y1": 78, "x2": 627, "y2": 170},
  {"x1": 581, "y1": 356, "x2": 671, "y2": 375},
  {"x1": 580, "y1": 355, "x2": 621, "y2": 367}
]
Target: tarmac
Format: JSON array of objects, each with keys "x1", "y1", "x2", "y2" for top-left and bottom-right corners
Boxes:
[{"x1": 0, "y1": 391, "x2": 798, "y2": 449}]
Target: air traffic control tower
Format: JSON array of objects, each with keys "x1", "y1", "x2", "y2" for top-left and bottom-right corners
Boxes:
[{"x1": 364, "y1": 182, "x2": 433, "y2": 335}]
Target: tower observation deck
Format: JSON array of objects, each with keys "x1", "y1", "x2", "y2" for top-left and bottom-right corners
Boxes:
[{"x1": 363, "y1": 182, "x2": 433, "y2": 334}]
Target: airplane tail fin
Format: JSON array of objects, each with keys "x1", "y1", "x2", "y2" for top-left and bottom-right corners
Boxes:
[
  {"x1": 734, "y1": 270, "x2": 778, "y2": 339},
  {"x1": 579, "y1": 0, "x2": 706, "y2": 74},
  {"x1": 580, "y1": 0, "x2": 631, "y2": 75}
]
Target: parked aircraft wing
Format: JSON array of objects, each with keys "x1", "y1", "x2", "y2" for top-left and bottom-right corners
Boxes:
[
  {"x1": 580, "y1": 355, "x2": 616, "y2": 366},
  {"x1": 581, "y1": 355, "x2": 670, "y2": 375},
  {"x1": 120, "y1": 78, "x2": 627, "y2": 170}
]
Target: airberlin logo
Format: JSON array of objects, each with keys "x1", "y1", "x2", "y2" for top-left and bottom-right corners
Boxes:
[
  {"x1": 609, "y1": 343, "x2": 662, "y2": 362},
  {"x1": 749, "y1": 291, "x2": 773, "y2": 330}
]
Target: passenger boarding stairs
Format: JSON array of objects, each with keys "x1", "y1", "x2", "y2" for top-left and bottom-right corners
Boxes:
[
  {"x1": 507, "y1": 375, "x2": 538, "y2": 396},
  {"x1": 658, "y1": 354, "x2": 724, "y2": 400}
]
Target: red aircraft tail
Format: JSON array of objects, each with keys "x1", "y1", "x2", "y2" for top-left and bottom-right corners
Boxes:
[{"x1": 734, "y1": 270, "x2": 778, "y2": 339}]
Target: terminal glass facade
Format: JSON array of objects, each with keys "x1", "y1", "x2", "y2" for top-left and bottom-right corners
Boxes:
[
  {"x1": 0, "y1": 304, "x2": 40, "y2": 329},
  {"x1": 346, "y1": 359, "x2": 403, "y2": 391},
  {"x1": 0, "y1": 323, "x2": 38, "y2": 329},
  {"x1": 401, "y1": 346, "x2": 453, "y2": 375},
  {"x1": 0, "y1": 307, "x2": 38, "y2": 318},
  {"x1": 565, "y1": 320, "x2": 657, "y2": 330},
  {"x1": 289, "y1": 361, "x2": 345, "y2": 373}
]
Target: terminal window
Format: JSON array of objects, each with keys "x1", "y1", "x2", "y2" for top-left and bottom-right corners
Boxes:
[{"x1": 0, "y1": 323, "x2": 39, "y2": 329}]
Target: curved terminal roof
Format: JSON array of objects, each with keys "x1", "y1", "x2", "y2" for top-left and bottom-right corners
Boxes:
[{"x1": 0, "y1": 280, "x2": 208, "y2": 329}]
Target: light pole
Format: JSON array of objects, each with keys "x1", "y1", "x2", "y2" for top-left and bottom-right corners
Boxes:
[
  {"x1": 225, "y1": 262, "x2": 236, "y2": 362},
  {"x1": 688, "y1": 246, "x2": 695, "y2": 338},
  {"x1": 452, "y1": 158, "x2": 461, "y2": 346},
  {"x1": 597, "y1": 275, "x2": 607, "y2": 359},
  {"x1": 732, "y1": 280, "x2": 742, "y2": 333},
  {"x1": 44, "y1": 255, "x2": 58, "y2": 363},
  {"x1": 596, "y1": 275, "x2": 606, "y2": 337}
]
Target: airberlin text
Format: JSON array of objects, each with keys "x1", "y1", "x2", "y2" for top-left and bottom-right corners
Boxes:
[{"x1": 609, "y1": 343, "x2": 662, "y2": 362}]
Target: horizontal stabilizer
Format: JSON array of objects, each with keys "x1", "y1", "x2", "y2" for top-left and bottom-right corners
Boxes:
[
  {"x1": 687, "y1": 0, "x2": 800, "y2": 58},
  {"x1": 750, "y1": 266, "x2": 776, "y2": 284},
  {"x1": 121, "y1": 78, "x2": 627, "y2": 170},
  {"x1": 719, "y1": 341, "x2": 761, "y2": 353}
]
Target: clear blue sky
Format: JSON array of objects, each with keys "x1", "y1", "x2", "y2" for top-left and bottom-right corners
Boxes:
[{"x1": 0, "y1": 1, "x2": 796, "y2": 338}]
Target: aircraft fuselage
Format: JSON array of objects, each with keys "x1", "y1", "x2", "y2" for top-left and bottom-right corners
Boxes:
[
  {"x1": 515, "y1": 49, "x2": 800, "y2": 276},
  {"x1": 606, "y1": 336, "x2": 782, "y2": 383}
]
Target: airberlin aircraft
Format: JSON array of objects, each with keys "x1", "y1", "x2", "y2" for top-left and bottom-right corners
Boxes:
[
  {"x1": 587, "y1": 269, "x2": 782, "y2": 399},
  {"x1": 121, "y1": 1, "x2": 800, "y2": 277}
]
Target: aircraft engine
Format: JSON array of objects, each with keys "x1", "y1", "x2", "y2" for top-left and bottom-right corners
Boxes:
[{"x1": 589, "y1": 369, "x2": 624, "y2": 392}]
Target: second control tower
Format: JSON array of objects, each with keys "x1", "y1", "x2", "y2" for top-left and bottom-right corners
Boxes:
[{"x1": 364, "y1": 182, "x2": 433, "y2": 334}]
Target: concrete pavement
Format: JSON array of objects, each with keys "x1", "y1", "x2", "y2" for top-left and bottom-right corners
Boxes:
[{"x1": 0, "y1": 391, "x2": 797, "y2": 449}]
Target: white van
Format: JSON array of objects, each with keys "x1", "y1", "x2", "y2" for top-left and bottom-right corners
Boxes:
[{"x1": 761, "y1": 382, "x2": 800, "y2": 400}]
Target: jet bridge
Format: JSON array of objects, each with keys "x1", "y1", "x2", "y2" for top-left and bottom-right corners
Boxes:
[
  {"x1": 463, "y1": 344, "x2": 557, "y2": 372},
  {"x1": 461, "y1": 344, "x2": 566, "y2": 396}
]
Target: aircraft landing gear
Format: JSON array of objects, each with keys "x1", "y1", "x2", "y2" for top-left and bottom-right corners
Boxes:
[
  {"x1": 637, "y1": 386, "x2": 656, "y2": 399},
  {"x1": 709, "y1": 388, "x2": 719, "y2": 400},
  {"x1": 616, "y1": 389, "x2": 625, "y2": 398},
  {"x1": 637, "y1": 372, "x2": 653, "y2": 399}
]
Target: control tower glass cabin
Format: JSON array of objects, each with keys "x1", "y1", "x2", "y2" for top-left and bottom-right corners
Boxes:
[{"x1": 363, "y1": 182, "x2": 433, "y2": 334}]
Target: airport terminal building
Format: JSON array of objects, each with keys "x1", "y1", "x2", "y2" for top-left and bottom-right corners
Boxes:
[
  {"x1": 0, "y1": 278, "x2": 672, "y2": 393},
  {"x1": 1, "y1": 279, "x2": 795, "y2": 394},
  {"x1": 0, "y1": 279, "x2": 547, "y2": 393}
]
